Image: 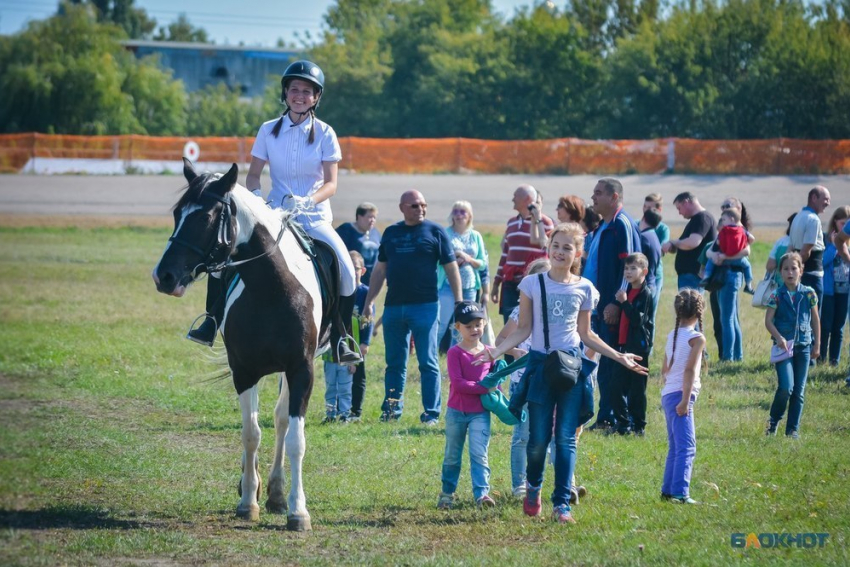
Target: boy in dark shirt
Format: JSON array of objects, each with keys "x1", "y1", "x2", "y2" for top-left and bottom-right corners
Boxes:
[{"x1": 612, "y1": 253, "x2": 655, "y2": 436}]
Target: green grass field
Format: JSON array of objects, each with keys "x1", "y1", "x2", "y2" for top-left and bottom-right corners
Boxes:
[{"x1": 0, "y1": 225, "x2": 848, "y2": 566}]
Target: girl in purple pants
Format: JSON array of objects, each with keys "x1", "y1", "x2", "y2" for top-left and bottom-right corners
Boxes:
[{"x1": 660, "y1": 290, "x2": 707, "y2": 504}]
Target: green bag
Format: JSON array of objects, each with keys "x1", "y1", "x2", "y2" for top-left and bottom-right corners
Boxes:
[{"x1": 478, "y1": 355, "x2": 529, "y2": 426}]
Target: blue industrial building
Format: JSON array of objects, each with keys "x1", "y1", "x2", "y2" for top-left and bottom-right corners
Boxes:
[{"x1": 122, "y1": 40, "x2": 297, "y2": 98}]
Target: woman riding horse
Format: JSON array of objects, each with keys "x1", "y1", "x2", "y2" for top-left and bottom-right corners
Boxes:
[{"x1": 189, "y1": 60, "x2": 361, "y2": 364}]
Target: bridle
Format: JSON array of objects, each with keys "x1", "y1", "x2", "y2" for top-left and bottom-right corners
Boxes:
[{"x1": 168, "y1": 191, "x2": 285, "y2": 281}]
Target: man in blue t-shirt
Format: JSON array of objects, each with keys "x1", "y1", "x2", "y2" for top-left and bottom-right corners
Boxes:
[
  {"x1": 363, "y1": 190, "x2": 462, "y2": 425},
  {"x1": 336, "y1": 202, "x2": 381, "y2": 284}
]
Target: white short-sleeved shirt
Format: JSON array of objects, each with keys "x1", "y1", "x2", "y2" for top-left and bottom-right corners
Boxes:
[
  {"x1": 789, "y1": 207, "x2": 824, "y2": 276},
  {"x1": 251, "y1": 115, "x2": 342, "y2": 229},
  {"x1": 661, "y1": 325, "x2": 703, "y2": 398},
  {"x1": 517, "y1": 273, "x2": 599, "y2": 354}
]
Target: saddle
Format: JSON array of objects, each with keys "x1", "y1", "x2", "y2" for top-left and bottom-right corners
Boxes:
[{"x1": 287, "y1": 221, "x2": 340, "y2": 331}]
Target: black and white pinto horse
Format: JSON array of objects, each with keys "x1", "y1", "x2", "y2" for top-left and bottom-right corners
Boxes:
[{"x1": 152, "y1": 159, "x2": 331, "y2": 530}]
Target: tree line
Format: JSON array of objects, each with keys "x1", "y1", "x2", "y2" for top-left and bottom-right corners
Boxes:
[{"x1": 2, "y1": 0, "x2": 850, "y2": 139}]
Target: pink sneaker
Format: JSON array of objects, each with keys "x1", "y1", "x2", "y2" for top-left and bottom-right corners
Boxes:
[
  {"x1": 553, "y1": 504, "x2": 576, "y2": 524},
  {"x1": 523, "y1": 485, "x2": 542, "y2": 517},
  {"x1": 476, "y1": 494, "x2": 496, "y2": 508}
]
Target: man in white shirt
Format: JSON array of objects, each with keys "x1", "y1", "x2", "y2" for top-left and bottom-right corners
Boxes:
[{"x1": 789, "y1": 186, "x2": 831, "y2": 307}]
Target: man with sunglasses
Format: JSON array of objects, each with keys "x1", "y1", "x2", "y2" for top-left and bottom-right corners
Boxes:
[{"x1": 363, "y1": 190, "x2": 463, "y2": 425}]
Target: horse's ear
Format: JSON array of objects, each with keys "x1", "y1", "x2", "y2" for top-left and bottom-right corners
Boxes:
[
  {"x1": 183, "y1": 158, "x2": 197, "y2": 183},
  {"x1": 222, "y1": 163, "x2": 238, "y2": 191},
  {"x1": 210, "y1": 163, "x2": 239, "y2": 197}
]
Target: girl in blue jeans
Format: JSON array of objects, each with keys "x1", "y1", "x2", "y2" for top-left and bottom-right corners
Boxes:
[
  {"x1": 661, "y1": 289, "x2": 706, "y2": 504},
  {"x1": 765, "y1": 252, "x2": 820, "y2": 439},
  {"x1": 477, "y1": 223, "x2": 647, "y2": 524}
]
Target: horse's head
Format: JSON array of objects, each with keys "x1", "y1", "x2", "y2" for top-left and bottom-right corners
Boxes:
[{"x1": 152, "y1": 159, "x2": 239, "y2": 297}]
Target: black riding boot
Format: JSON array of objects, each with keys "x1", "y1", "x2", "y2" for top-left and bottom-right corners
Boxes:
[
  {"x1": 333, "y1": 293, "x2": 363, "y2": 364},
  {"x1": 187, "y1": 276, "x2": 225, "y2": 347}
]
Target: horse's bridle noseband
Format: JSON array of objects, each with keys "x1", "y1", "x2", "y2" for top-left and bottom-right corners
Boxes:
[{"x1": 168, "y1": 191, "x2": 284, "y2": 281}]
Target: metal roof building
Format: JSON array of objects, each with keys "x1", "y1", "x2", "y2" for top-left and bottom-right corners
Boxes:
[{"x1": 123, "y1": 40, "x2": 297, "y2": 98}]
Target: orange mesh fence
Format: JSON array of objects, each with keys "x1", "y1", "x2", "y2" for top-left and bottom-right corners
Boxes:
[
  {"x1": 675, "y1": 139, "x2": 780, "y2": 174},
  {"x1": 343, "y1": 137, "x2": 458, "y2": 173},
  {"x1": 31, "y1": 133, "x2": 127, "y2": 160},
  {"x1": 459, "y1": 138, "x2": 571, "y2": 174},
  {"x1": 0, "y1": 133, "x2": 36, "y2": 172},
  {"x1": 125, "y1": 136, "x2": 251, "y2": 163},
  {"x1": 778, "y1": 139, "x2": 850, "y2": 175},
  {"x1": 569, "y1": 139, "x2": 670, "y2": 175},
  {"x1": 1, "y1": 134, "x2": 849, "y2": 174}
]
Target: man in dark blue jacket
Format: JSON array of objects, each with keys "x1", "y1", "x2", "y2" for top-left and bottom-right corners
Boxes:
[{"x1": 585, "y1": 178, "x2": 642, "y2": 430}]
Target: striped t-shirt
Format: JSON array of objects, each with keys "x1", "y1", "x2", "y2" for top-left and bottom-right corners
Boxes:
[{"x1": 495, "y1": 214, "x2": 554, "y2": 283}]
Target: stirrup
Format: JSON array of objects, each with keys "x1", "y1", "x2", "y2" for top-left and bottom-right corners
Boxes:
[
  {"x1": 336, "y1": 335, "x2": 363, "y2": 365},
  {"x1": 186, "y1": 313, "x2": 218, "y2": 346}
]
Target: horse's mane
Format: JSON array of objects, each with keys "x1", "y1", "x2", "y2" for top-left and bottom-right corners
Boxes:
[
  {"x1": 172, "y1": 168, "x2": 303, "y2": 245},
  {"x1": 173, "y1": 171, "x2": 219, "y2": 212}
]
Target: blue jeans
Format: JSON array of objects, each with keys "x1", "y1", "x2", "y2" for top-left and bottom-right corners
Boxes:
[
  {"x1": 770, "y1": 343, "x2": 811, "y2": 435},
  {"x1": 662, "y1": 392, "x2": 697, "y2": 498},
  {"x1": 717, "y1": 270, "x2": 744, "y2": 361},
  {"x1": 593, "y1": 313, "x2": 616, "y2": 425},
  {"x1": 437, "y1": 284, "x2": 477, "y2": 349},
  {"x1": 509, "y1": 380, "x2": 529, "y2": 491},
  {"x1": 819, "y1": 293, "x2": 848, "y2": 364},
  {"x1": 499, "y1": 281, "x2": 520, "y2": 322},
  {"x1": 677, "y1": 273, "x2": 702, "y2": 292},
  {"x1": 381, "y1": 301, "x2": 442, "y2": 421},
  {"x1": 651, "y1": 282, "x2": 662, "y2": 343},
  {"x1": 441, "y1": 407, "x2": 491, "y2": 499},
  {"x1": 802, "y1": 273, "x2": 823, "y2": 313},
  {"x1": 323, "y1": 361, "x2": 352, "y2": 418},
  {"x1": 526, "y1": 381, "x2": 583, "y2": 508},
  {"x1": 704, "y1": 258, "x2": 753, "y2": 285}
]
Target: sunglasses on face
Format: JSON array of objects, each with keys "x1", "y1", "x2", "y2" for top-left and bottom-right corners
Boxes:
[
  {"x1": 408, "y1": 203, "x2": 427, "y2": 209},
  {"x1": 452, "y1": 209, "x2": 468, "y2": 215},
  {"x1": 721, "y1": 203, "x2": 733, "y2": 210}
]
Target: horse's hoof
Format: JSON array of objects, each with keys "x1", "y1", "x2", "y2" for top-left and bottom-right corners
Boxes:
[
  {"x1": 236, "y1": 504, "x2": 260, "y2": 521},
  {"x1": 286, "y1": 514, "x2": 312, "y2": 531},
  {"x1": 266, "y1": 497, "x2": 287, "y2": 514}
]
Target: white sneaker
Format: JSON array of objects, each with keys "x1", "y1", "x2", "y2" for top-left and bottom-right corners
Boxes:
[{"x1": 512, "y1": 485, "x2": 527, "y2": 498}]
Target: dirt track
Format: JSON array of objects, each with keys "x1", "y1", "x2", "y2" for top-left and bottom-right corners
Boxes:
[{"x1": 1, "y1": 172, "x2": 849, "y2": 229}]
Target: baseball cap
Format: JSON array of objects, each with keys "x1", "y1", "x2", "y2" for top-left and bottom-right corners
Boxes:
[{"x1": 454, "y1": 300, "x2": 486, "y2": 324}]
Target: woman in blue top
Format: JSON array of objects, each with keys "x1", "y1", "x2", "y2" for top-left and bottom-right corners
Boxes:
[
  {"x1": 188, "y1": 60, "x2": 361, "y2": 363},
  {"x1": 818, "y1": 206, "x2": 850, "y2": 365},
  {"x1": 436, "y1": 201, "x2": 488, "y2": 349}
]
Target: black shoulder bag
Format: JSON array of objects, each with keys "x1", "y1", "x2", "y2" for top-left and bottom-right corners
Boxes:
[{"x1": 539, "y1": 274, "x2": 583, "y2": 392}]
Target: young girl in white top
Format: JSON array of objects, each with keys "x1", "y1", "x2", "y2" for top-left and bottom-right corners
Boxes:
[
  {"x1": 660, "y1": 289, "x2": 707, "y2": 504},
  {"x1": 478, "y1": 223, "x2": 647, "y2": 524}
]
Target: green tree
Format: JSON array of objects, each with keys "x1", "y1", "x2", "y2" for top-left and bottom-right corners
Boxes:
[
  {"x1": 68, "y1": 0, "x2": 156, "y2": 39},
  {"x1": 123, "y1": 56, "x2": 188, "y2": 135},
  {"x1": 154, "y1": 13, "x2": 210, "y2": 43},
  {"x1": 309, "y1": 0, "x2": 395, "y2": 136},
  {"x1": 185, "y1": 83, "x2": 266, "y2": 136},
  {"x1": 498, "y1": 5, "x2": 601, "y2": 138},
  {"x1": 0, "y1": 3, "x2": 186, "y2": 135}
]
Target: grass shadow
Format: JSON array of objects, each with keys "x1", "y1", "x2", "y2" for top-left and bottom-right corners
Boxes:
[{"x1": 0, "y1": 505, "x2": 172, "y2": 530}]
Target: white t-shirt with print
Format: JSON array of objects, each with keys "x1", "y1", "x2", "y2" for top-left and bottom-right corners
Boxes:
[{"x1": 517, "y1": 273, "x2": 599, "y2": 354}]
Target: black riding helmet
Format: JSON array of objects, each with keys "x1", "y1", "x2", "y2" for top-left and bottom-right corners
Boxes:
[{"x1": 280, "y1": 60, "x2": 324, "y2": 108}]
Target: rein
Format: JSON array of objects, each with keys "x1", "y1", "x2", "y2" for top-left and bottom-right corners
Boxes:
[{"x1": 168, "y1": 191, "x2": 285, "y2": 277}]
